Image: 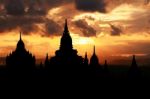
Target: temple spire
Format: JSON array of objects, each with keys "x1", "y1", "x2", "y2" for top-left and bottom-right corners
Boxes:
[
  {"x1": 64, "y1": 19, "x2": 69, "y2": 34},
  {"x1": 90, "y1": 46, "x2": 100, "y2": 66},
  {"x1": 93, "y1": 46, "x2": 96, "y2": 54},
  {"x1": 45, "y1": 53, "x2": 49, "y2": 67},
  {"x1": 60, "y1": 19, "x2": 73, "y2": 50},
  {"x1": 20, "y1": 32, "x2": 22, "y2": 40},
  {"x1": 83, "y1": 52, "x2": 89, "y2": 66}
]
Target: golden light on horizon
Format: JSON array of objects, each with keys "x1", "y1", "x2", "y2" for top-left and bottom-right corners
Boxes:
[{"x1": 0, "y1": 32, "x2": 150, "y2": 59}]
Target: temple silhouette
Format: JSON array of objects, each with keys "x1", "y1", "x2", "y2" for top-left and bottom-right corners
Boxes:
[
  {"x1": 1, "y1": 19, "x2": 143, "y2": 80},
  {"x1": 90, "y1": 46, "x2": 101, "y2": 67},
  {"x1": 83, "y1": 52, "x2": 88, "y2": 67},
  {"x1": 6, "y1": 32, "x2": 35, "y2": 71},
  {"x1": 128, "y1": 55, "x2": 141, "y2": 79},
  {"x1": 88, "y1": 46, "x2": 102, "y2": 76},
  {"x1": 48, "y1": 20, "x2": 83, "y2": 68}
]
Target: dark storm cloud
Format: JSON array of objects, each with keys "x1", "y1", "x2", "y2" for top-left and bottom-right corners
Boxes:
[
  {"x1": 74, "y1": 0, "x2": 148, "y2": 13},
  {"x1": 110, "y1": 24, "x2": 122, "y2": 36},
  {"x1": 0, "y1": 16, "x2": 63, "y2": 36},
  {"x1": 74, "y1": 19, "x2": 96, "y2": 37},
  {"x1": 0, "y1": 16, "x2": 44, "y2": 33},
  {"x1": 5, "y1": 0, "x2": 25, "y2": 15},
  {"x1": 0, "y1": 0, "x2": 147, "y2": 36},
  {"x1": 45, "y1": 19, "x2": 62, "y2": 36},
  {"x1": 75, "y1": 0, "x2": 106, "y2": 13},
  {"x1": 3, "y1": 0, "x2": 73, "y2": 16},
  {"x1": 27, "y1": 0, "x2": 47, "y2": 16},
  {"x1": 0, "y1": 0, "x2": 107, "y2": 36},
  {"x1": 0, "y1": 0, "x2": 73, "y2": 35},
  {"x1": 27, "y1": 0, "x2": 68, "y2": 16},
  {"x1": 5, "y1": 0, "x2": 133, "y2": 15}
]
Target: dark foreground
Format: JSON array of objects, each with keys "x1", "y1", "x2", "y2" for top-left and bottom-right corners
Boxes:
[{"x1": 0, "y1": 65, "x2": 150, "y2": 82}]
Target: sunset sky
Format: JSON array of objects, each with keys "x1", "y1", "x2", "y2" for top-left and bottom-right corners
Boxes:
[{"x1": 0, "y1": 0, "x2": 150, "y2": 65}]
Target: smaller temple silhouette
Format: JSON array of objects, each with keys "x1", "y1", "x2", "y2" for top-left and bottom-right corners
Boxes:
[
  {"x1": 83, "y1": 52, "x2": 89, "y2": 67},
  {"x1": 89, "y1": 46, "x2": 101, "y2": 75},
  {"x1": 90, "y1": 46, "x2": 100, "y2": 67},
  {"x1": 104, "y1": 60, "x2": 108, "y2": 72},
  {"x1": 45, "y1": 53, "x2": 49, "y2": 68},
  {"x1": 6, "y1": 32, "x2": 35, "y2": 70},
  {"x1": 49, "y1": 20, "x2": 83, "y2": 68},
  {"x1": 103, "y1": 60, "x2": 109, "y2": 78},
  {"x1": 128, "y1": 55, "x2": 141, "y2": 79}
]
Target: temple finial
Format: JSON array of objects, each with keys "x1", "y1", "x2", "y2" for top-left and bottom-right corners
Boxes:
[
  {"x1": 20, "y1": 32, "x2": 22, "y2": 40},
  {"x1": 64, "y1": 19, "x2": 69, "y2": 33},
  {"x1": 94, "y1": 45, "x2": 95, "y2": 54}
]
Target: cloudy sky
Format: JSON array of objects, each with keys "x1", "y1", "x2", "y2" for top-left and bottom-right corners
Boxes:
[{"x1": 0, "y1": 0, "x2": 150, "y2": 65}]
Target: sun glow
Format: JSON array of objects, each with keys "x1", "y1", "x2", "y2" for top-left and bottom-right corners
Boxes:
[
  {"x1": 71, "y1": 33, "x2": 95, "y2": 45},
  {"x1": 78, "y1": 39, "x2": 90, "y2": 45}
]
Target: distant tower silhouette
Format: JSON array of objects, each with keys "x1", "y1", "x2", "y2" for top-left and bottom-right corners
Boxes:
[
  {"x1": 83, "y1": 52, "x2": 89, "y2": 66},
  {"x1": 49, "y1": 20, "x2": 83, "y2": 67},
  {"x1": 104, "y1": 60, "x2": 108, "y2": 70},
  {"x1": 6, "y1": 32, "x2": 35, "y2": 70},
  {"x1": 128, "y1": 55, "x2": 141, "y2": 79},
  {"x1": 90, "y1": 46, "x2": 100, "y2": 66},
  {"x1": 45, "y1": 53, "x2": 49, "y2": 67},
  {"x1": 104, "y1": 60, "x2": 108, "y2": 73},
  {"x1": 131, "y1": 55, "x2": 137, "y2": 67},
  {"x1": 129, "y1": 55, "x2": 138, "y2": 72}
]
